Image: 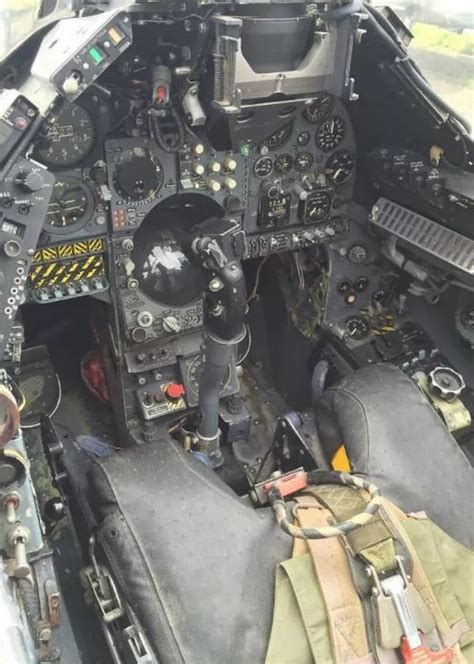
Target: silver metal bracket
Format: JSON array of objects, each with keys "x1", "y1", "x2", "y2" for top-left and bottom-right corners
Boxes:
[
  {"x1": 83, "y1": 536, "x2": 124, "y2": 624},
  {"x1": 369, "y1": 557, "x2": 436, "y2": 651}
]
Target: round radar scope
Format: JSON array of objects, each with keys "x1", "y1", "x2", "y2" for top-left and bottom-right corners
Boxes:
[
  {"x1": 131, "y1": 196, "x2": 223, "y2": 308},
  {"x1": 132, "y1": 212, "x2": 204, "y2": 308}
]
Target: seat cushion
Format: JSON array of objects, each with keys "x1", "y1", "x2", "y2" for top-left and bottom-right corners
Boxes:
[
  {"x1": 89, "y1": 364, "x2": 474, "y2": 664},
  {"x1": 90, "y1": 441, "x2": 291, "y2": 664},
  {"x1": 325, "y1": 364, "x2": 474, "y2": 549}
]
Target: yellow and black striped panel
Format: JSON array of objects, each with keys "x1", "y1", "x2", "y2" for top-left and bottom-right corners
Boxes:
[
  {"x1": 32, "y1": 238, "x2": 106, "y2": 265},
  {"x1": 28, "y1": 254, "x2": 105, "y2": 289}
]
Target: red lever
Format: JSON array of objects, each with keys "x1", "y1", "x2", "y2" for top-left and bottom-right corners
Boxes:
[
  {"x1": 263, "y1": 470, "x2": 308, "y2": 499},
  {"x1": 155, "y1": 85, "x2": 168, "y2": 104},
  {"x1": 400, "y1": 636, "x2": 454, "y2": 664}
]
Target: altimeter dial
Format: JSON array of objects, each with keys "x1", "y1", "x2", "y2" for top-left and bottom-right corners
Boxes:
[
  {"x1": 326, "y1": 150, "x2": 355, "y2": 185},
  {"x1": 316, "y1": 116, "x2": 345, "y2": 152}
]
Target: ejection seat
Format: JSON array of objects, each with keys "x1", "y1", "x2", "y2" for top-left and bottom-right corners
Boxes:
[{"x1": 89, "y1": 364, "x2": 474, "y2": 664}]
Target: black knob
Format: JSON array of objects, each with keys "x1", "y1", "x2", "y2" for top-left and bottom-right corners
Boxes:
[
  {"x1": 44, "y1": 497, "x2": 66, "y2": 522},
  {"x1": 114, "y1": 148, "x2": 162, "y2": 201},
  {"x1": 225, "y1": 195, "x2": 244, "y2": 212},
  {"x1": 15, "y1": 170, "x2": 44, "y2": 192},
  {"x1": 90, "y1": 164, "x2": 107, "y2": 186},
  {"x1": 262, "y1": 181, "x2": 282, "y2": 199},
  {"x1": 430, "y1": 182, "x2": 444, "y2": 198}
]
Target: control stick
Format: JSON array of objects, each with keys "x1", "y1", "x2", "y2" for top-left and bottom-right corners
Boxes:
[{"x1": 190, "y1": 218, "x2": 247, "y2": 465}]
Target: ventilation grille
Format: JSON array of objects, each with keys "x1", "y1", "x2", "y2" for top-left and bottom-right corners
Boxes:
[{"x1": 371, "y1": 198, "x2": 474, "y2": 277}]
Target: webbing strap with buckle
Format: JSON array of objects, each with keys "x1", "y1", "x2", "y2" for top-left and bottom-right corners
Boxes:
[
  {"x1": 296, "y1": 487, "x2": 462, "y2": 664},
  {"x1": 315, "y1": 486, "x2": 461, "y2": 663},
  {"x1": 294, "y1": 496, "x2": 373, "y2": 663},
  {"x1": 381, "y1": 501, "x2": 469, "y2": 664},
  {"x1": 313, "y1": 484, "x2": 399, "y2": 575}
]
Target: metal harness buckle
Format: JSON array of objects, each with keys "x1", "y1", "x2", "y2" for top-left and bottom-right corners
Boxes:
[{"x1": 369, "y1": 557, "x2": 454, "y2": 664}]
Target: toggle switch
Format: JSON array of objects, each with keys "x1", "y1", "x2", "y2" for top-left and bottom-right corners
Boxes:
[
  {"x1": 223, "y1": 177, "x2": 237, "y2": 191},
  {"x1": 7, "y1": 524, "x2": 31, "y2": 579},
  {"x1": 2, "y1": 493, "x2": 20, "y2": 524},
  {"x1": 207, "y1": 179, "x2": 221, "y2": 193},
  {"x1": 192, "y1": 163, "x2": 205, "y2": 176},
  {"x1": 223, "y1": 156, "x2": 237, "y2": 172}
]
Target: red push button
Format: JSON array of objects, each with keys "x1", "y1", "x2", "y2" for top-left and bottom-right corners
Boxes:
[{"x1": 165, "y1": 383, "x2": 185, "y2": 401}]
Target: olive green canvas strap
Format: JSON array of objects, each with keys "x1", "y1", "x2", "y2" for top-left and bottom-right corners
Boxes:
[
  {"x1": 266, "y1": 486, "x2": 473, "y2": 664},
  {"x1": 313, "y1": 485, "x2": 399, "y2": 575},
  {"x1": 295, "y1": 496, "x2": 374, "y2": 663},
  {"x1": 400, "y1": 517, "x2": 474, "y2": 655},
  {"x1": 265, "y1": 553, "x2": 330, "y2": 664},
  {"x1": 381, "y1": 500, "x2": 470, "y2": 664}
]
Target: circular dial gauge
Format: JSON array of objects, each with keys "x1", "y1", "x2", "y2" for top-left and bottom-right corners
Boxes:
[
  {"x1": 263, "y1": 122, "x2": 293, "y2": 151},
  {"x1": 295, "y1": 151, "x2": 314, "y2": 172},
  {"x1": 302, "y1": 93, "x2": 334, "y2": 124},
  {"x1": 114, "y1": 147, "x2": 163, "y2": 201},
  {"x1": 274, "y1": 153, "x2": 293, "y2": 176},
  {"x1": 254, "y1": 156, "x2": 273, "y2": 178},
  {"x1": 297, "y1": 131, "x2": 311, "y2": 147},
  {"x1": 46, "y1": 177, "x2": 92, "y2": 230},
  {"x1": 354, "y1": 276, "x2": 369, "y2": 292},
  {"x1": 345, "y1": 316, "x2": 371, "y2": 341},
  {"x1": 348, "y1": 243, "x2": 369, "y2": 264},
  {"x1": 326, "y1": 150, "x2": 355, "y2": 185},
  {"x1": 304, "y1": 191, "x2": 332, "y2": 222},
  {"x1": 36, "y1": 104, "x2": 95, "y2": 168},
  {"x1": 186, "y1": 354, "x2": 231, "y2": 397},
  {"x1": 461, "y1": 306, "x2": 474, "y2": 331},
  {"x1": 316, "y1": 116, "x2": 345, "y2": 152}
]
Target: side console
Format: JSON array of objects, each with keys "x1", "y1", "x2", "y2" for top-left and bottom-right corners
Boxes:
[
  {"x1": 368, "y1": 146, "x2": 474, "y2": 239},
  {"x1": 0, "y1": 159, "x2": 55, "y2": 355}
]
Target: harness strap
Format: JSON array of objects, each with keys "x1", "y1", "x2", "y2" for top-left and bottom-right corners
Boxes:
[
  {"x1": 265, "y1": 556, "x2": 318, "y2": 664},
  {"x1": 313, "y1": 484, "x2": 399, "y2": 574},
  {"x1": 294, "y1": 496, "x2": 373, "y2": 663},
  {"x1": 381, "y1": 500, "x2": 469, "y2": 664},
  {"x1": 315, "y1": 487, "x2": 467, "y2": 662},
  {"x1": 295, "y1": 490, "x2": 469, "y2": 664},
  {"x1": 400, "y1": 517, "x2": 474, "y2": 651}
]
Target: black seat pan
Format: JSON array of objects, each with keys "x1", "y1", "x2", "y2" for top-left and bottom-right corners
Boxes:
[{"x1": 91, "y1": 364, "x2": 474, "y2": 662}]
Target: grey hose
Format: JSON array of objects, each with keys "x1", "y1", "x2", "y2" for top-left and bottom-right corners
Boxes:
[
  {"x1": 311, "y1": 360, "x2": 330, "y2": 406},
  {"x1": 197, "y1": 336, "x2": 235, "y2": 455}
]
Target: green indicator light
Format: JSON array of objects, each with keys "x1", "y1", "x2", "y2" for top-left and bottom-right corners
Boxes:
[
  {"x1": 88, "y1": 46, "x2": 105, "y2": 65},
  {"x1": 240, "y1": 144, "x2": 251, "y2": 157}
]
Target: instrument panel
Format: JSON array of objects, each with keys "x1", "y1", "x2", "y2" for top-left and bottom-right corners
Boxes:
[
  {"x1": 33, "y1": 95, "x2": 112, "y2": 246},
  {"x1": 105, "y1": 137, "x2": 177, "y2": 232},
  {"x1": 23, "y1": 91, "x2": 357, "y2": 304},
  {"x1": 23, "y1": 42, "x2": 358, "y2": 315},
  {"x1": 29, "y1": 88, "x2": 357, "y2": 268},
  {"x1": 1, "y1": 6, "x2": 362, "y2": 430},
  {"x1": 245, "y1": 94, "x2": 356, "y2": 257}
]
